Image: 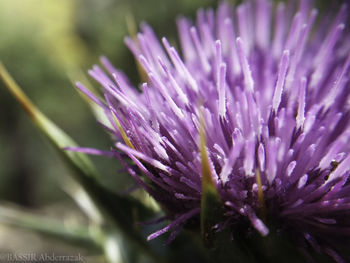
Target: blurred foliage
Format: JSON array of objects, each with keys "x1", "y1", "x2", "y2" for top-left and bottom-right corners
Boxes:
[
  {"x1": 0, "y1": 0, "x2": 215, "y2": 260},
  {"x1": 0, "y1": 0, "x2": 217, "y2": 205}
]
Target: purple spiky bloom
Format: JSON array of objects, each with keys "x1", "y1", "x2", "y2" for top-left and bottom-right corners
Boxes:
[{"x1": 74, "y1": 0, "x2": 350, "y2": 260}]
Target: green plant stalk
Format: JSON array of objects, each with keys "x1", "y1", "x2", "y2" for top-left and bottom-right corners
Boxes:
[
  {"x1": 0, "y1": 204, "x2": 100, "y2": 251},
  {"x1": 0, "y1": 62, "x2": 162, "y2": 263}
]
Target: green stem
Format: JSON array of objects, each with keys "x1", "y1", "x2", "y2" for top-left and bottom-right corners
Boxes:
[{"x1": 0, "y1": 204, "x2": 100, "y2": 251}]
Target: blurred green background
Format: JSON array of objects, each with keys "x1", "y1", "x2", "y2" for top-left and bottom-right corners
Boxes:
[
  {"x1": 0, "y1": 0, "x2": 344, "y2": 262},
  {"x1": 0, "y1": 0, "x2": 215, "y2": 261}
]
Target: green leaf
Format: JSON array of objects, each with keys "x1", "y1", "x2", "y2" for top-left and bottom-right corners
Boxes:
[
  {"x1": 0, "y1": 62, "x2": 160, "y2": 262},
  {"x1": 0, "y1": 204, "x2": 100, "y2": 251},
  {"x1": 0, "y1": 62, "x2": 97, "y2": 179}
]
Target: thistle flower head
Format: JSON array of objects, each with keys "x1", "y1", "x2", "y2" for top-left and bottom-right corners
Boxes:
[{"x1": 76, "y1": 0, "x2": 350, "y2": 260}]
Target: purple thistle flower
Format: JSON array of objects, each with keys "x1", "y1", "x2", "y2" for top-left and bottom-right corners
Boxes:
[{"x1": 74, "y1": 0, "x2": 350, "y2": 261}]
